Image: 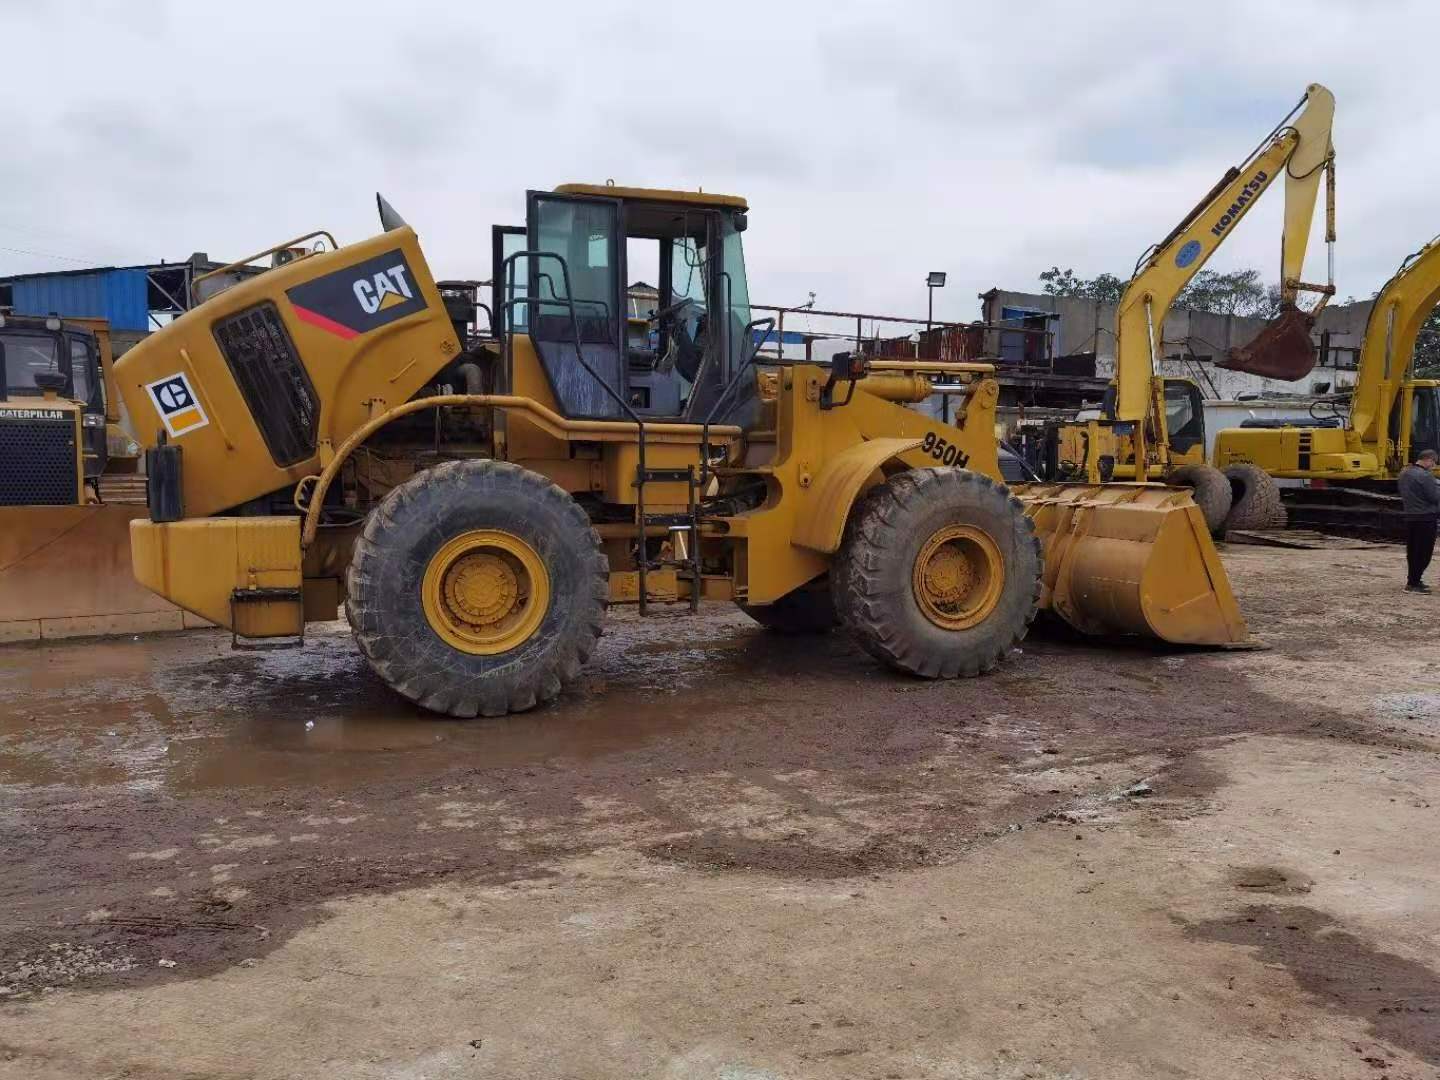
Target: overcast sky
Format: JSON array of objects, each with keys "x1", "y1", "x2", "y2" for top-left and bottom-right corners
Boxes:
[{"x1": 3, "y1": 0, "x2": 1436, "y2": 323}]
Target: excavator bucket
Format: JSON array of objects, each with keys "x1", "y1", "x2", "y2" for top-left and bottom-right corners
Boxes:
[
  {"x1": 0, "y1": 505, "x2": 202, "y2": 642},
  {"x1": 1011, "y1": 483, "x2": 1249, "y2": 646},
  {"x1": 1217, "y1": 304, "x2": 1317, "y2": 381}
]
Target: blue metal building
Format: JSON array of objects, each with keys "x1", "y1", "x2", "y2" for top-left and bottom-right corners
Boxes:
[
  {"x1": 4, "y1": 268, "x2": 151, "y2": 331},
  {"x1": 0, "y1": 256, "x2": 227, "y2": 333}
]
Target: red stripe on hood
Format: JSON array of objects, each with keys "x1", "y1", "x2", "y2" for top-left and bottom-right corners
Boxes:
[{"x1": 291, "y1": 304, "x2": 359, "y2": 340}]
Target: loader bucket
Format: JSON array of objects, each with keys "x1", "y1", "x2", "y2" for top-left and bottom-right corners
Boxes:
[
  {"x1": 0, "y1": 505, "x2": 200, "y2": 642},
  {"x1": 1217, "y1": 304, "x2": 1317, "y2": 381},
  {"x1": 1011, "y1": 483, "x2": 1249, "y2": 646}
]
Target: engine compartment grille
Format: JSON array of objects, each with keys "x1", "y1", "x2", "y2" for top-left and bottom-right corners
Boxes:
[
  {"x1": 0, "y1": 413, "x2": 77, "y2": 505},
  {"x1": 213, "y1": 303, "x2": 319, "y2": 467}
]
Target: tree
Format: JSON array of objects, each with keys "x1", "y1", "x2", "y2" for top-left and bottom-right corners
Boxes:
[
  {"x1": 1175, "y1": 269, "x2": 1277, "y2": 318},
  {"x1": 1413, "y1": 308, "x2": 1440, "y2": 377},
  {"x1": 1037, "y1": 266, "x2": 1280, "y2": 317},
  {"x1": 1038, "y1": 266, "x2": 1127, "y2": 303}
]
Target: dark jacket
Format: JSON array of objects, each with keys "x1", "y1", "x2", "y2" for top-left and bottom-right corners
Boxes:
[{"x1": 1398, "y1": 463, "x2": 1440, "y2": 517}]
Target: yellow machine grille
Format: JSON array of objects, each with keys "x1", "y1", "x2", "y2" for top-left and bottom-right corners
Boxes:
[{"x1": 0, "y1": 414, "x2": 77, "y2": 505}]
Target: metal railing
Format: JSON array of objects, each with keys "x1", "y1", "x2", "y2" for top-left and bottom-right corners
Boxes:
[{"x1": 499, "y1": 250, "x2": 672, "y2": 612}]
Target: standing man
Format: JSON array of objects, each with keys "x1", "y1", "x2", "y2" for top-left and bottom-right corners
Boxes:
[{"x1": 1399, "y1": 448, "x2": 1440, "y2": 592}]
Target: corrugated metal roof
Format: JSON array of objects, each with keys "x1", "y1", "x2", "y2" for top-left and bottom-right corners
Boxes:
[{"x1": 9, "y1": 269, "x2": 150, "y2": 331}]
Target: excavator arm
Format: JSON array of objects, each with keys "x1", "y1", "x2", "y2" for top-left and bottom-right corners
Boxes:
[
  {"x1": 1114, "y1": 84, "x2": 1336, "y2": 425},
  {"x1": 1350, "y1": 234, "x2": 1440, "y2": 448}
]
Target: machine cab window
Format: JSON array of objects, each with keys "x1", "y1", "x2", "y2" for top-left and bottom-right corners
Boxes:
[
  {"x1": 515, "y1": 186, "x2": 755, "y2": 423},
  {"x1": 1163, "y1": 379, "x2": 1205, "y2": 453},
  {"x1": 1, "y1": 329, "x2": 62, "y2": 399}
]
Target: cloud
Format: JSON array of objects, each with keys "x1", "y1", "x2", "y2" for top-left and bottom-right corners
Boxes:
[{"x1": 2, "y1": 0, "x2": 1437, "y2": 327}]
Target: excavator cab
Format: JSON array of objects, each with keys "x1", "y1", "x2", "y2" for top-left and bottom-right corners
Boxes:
[
  {"x1": 1101, "y1": 378, "x2": 1205, "y2": 449},
  {"x1": 1388, "y1": 382, "x2": 1440, "y2": 468}
]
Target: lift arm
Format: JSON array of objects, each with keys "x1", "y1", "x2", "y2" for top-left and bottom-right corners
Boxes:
[
  {"x1": 1114, "y1": 84, "x2": 1336, "y2": 423},
  {"x1": 1351, "y1": 235, "x2": 1440, "y2": 445}
]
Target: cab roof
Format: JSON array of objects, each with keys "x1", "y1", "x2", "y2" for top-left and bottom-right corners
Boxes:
[{"x1": 554, "y1": 183, "x2": 747, "y2": 211}]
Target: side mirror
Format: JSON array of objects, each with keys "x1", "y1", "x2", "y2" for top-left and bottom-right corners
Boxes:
[
  {"x1": 821, "y1": 351, "x2": 867, "y2": 410},
  {"x1": 732, "y1": 211, "x2": 748, "y2": 233}
]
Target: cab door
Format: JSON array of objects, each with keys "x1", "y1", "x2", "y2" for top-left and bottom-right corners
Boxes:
[
  {"x1": 491, "y1": 224, "x2": 528, "y2": 339},
  {"x1": 66, "y1": 332, "x2": 108, "y2": 479},
  {"x1": 1403, "y1": 384, "x2": 1440, "y2": 465},
  {"x1": 525, "y1": 191, "x2": 627, "y2": 419},
  {"x1": 1162, "y1": 378, "x2": 1206, "y2": 464}
]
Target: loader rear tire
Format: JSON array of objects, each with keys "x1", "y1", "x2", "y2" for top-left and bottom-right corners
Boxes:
[
  {"x1": 1223, "y1": 463, "x2": 1287, "y2": 532},
  {"x1": 1169, "y1": 464, "x2": 1233, "y2": 535},
  {"x1": 345, "y1": 460, "x2": 607, "y2": 718},
  {"x1": 738, "y1": 580, "x2": 838, "y2": 635},
  {"x1": 834, "y1": 468, "x2": 1041, "y2": 679}
]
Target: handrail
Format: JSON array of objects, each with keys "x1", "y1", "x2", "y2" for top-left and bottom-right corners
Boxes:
[
  {"x1": 191, "y1": 230, "x2": 341, "y2": 292},
  {"x1": 866, "y1": 360, "x2": 995, "y2": 375},
  {"x1": 499, "y1": 247, "x2": 654, "y2": 608},
  {"x1": 700, "y1": 316, "x2": 776, "y2": 485}
]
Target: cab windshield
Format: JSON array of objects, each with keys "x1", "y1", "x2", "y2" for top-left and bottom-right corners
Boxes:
[{"x1": 1, "y1": 331, "x2": 61, "y2": 399}]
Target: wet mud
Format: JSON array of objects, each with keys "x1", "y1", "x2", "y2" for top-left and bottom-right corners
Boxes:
[
  {"x1": 0, "y1": 598, "x2": 1360, "y2": 1001},
  {"x1": 1185, "y1": 905, "x2": 1440, "y2": 1068}
]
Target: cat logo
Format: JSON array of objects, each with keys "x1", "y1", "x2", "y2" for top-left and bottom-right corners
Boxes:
[
  {"x1": 145, "y1": 372, "x2": 209, "y2": 438},
  {"x1": 352, "y1": 265, "x2": 414, "y2": 314},
  {"x1": 287, "y1": 249, "x2": 427, "y2": 340}
]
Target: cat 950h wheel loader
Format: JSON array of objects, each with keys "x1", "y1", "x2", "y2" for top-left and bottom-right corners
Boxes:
[{"x1": 113, "y1": 185, "x2": 1246, "y2": 717}]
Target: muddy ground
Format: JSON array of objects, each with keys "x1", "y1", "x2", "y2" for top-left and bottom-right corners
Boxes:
[{"x1": 1, "y1": 542, "x2": 1437, "y2": 1079}]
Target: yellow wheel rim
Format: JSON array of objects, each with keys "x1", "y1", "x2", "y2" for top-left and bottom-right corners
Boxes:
[
  {"x1": 911, "y1": 524, "x2": 1006, "y2": 631},
  {"x1": 421, "y1": 530, "x2": 550, "y2": 655}
]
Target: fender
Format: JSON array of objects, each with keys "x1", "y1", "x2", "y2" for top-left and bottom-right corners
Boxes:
[{"x1": 790, "y1": 436, "x2": 923, "y2": 554}]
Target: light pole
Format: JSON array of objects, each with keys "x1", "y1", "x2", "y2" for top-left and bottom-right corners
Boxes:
[{"x1": 926, "y1": 271, "x2": 947, "y2": 332}]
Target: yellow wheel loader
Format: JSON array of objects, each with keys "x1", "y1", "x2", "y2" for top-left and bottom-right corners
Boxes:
[
  {"x1": 1044, "y1": 83, "x2": 1337, "y2": 535},
  {"x1": 113, "y1": 185, "x2": 1245, "y2": 718},
  {"x1": 0, "y1": 314, "x2": 177, "y2": 642}
]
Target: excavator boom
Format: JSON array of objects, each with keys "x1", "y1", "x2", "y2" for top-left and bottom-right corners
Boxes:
[
  {"x1": 1115, "y1": 84, "x2": 1335, "y2": 421},
  {"x1": 1351, "y1": 235, "x2": 1440, "y2": 445}
]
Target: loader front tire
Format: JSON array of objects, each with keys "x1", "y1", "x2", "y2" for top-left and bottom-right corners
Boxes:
[
  {"x1": 345, "y1": 460, "x2": 607, "y2": 718},
  {"x1": 1169, "y1": 463, "x2": 1233, "y2": 535},
  {"x1": 834, "y1": 468, "x2": 1041, "y2": 679},
  {"x1": 738, "y1": 579, "x2": 838, "y2": 635},
  {"x1": 1222, "y1": 463, "x2": 1287, "y2": 532}
]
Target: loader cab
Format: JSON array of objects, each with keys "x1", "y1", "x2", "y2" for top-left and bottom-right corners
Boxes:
[
  {"x1": 498, "y1": 185, "x2": 757, "y2": 424},
  {"x1": 0, "y1": 314, "x2": 108, "y2": 481}
]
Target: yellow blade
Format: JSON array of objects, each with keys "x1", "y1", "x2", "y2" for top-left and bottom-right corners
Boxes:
[
  {"x1": 1011, "y1": 483, "x2": 1249, "y2": 646},
  {"x1": 0, "y1": 505, "x2": 190, "y2": 641}
]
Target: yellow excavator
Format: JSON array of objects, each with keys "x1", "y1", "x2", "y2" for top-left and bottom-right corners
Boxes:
[
  {"x1": 1214, "y1": 234, "x2": 1440, "y2": 481},
  {"x1": 110, "y1": 184, "x2": 1246, "y2": 718},
  {"x1": 1047, "y1": 83, "x2": 1337, "y2": 533}
]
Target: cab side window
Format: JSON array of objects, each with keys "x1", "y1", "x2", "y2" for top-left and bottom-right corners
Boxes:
[{"x1": 69, "y1": 336, "x2": 97, "y2": 409}]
